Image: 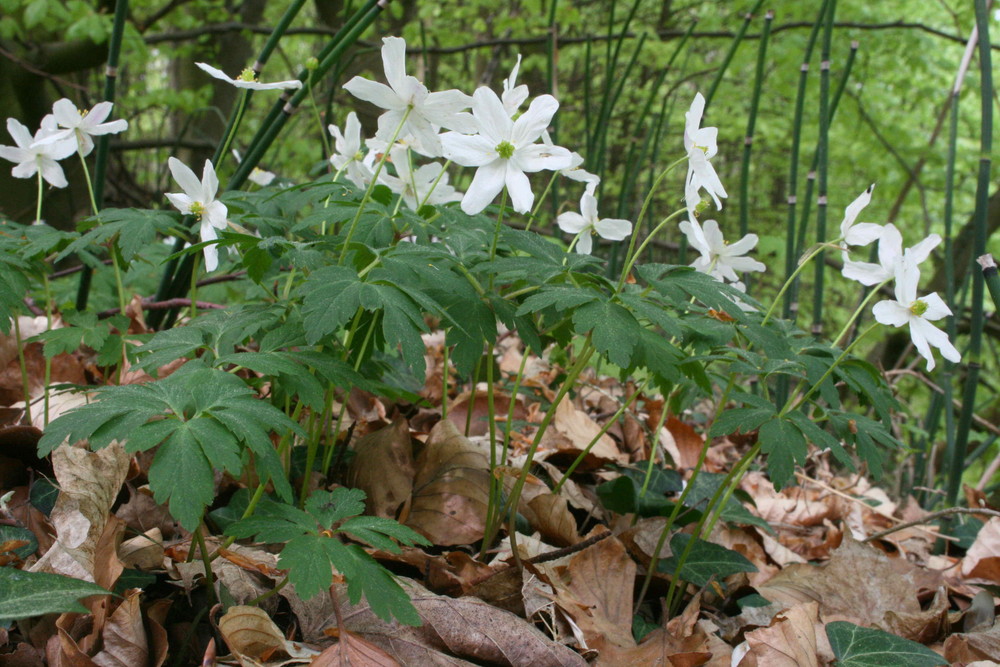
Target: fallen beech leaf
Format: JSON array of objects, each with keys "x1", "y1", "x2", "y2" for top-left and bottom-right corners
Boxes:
[
  {"x1": 31, "y1": 442, "x2": 129, "y2": 582},
  {"x1": 118, "y1": 528, "x2": 164, "y2": 570},
  {"x1": 962, "y1": 517, "x2": 1000, "y2": 584},
  {"x1": 738, "y1": 602, "x2": 819, "y2": 667},
  {"x1": 525, "y1": 493, "x2": 578, "y2": 547},
  {"x1": 757, "y1": 533, "x2": 944, "y2": 642},
  {"x1": 662, "y1": 416, "x2": 704, "y2": 471},
  {"x1": 542, "y1": 529, "x2": 635, "y2": 651},
  {"x1": 337, "y1": 579, "x2": 587, "y2": 666},
  {"x1": 943, "y1": 617, "x2": 1000, "y2": 663},
  {"x1": 312, "y1": 630, "x2": 401, "y2": 666},
  {"x1": 405, "y1": 419, "x2": 490, "y2": 546},
  {"x1": 447, "y1": 388, "x2": 527, "y2": 437},
  {"x1": 348, "y1": 416, "x2": 414, "y2": 518},
  {"x1": 540, "y1": 399, "x2": 627, "y2": 466},
  {"x1": 91, "y1": 590, "x2": 148, "y2": 667},
  {"x1": 217, "y1": 605, "x2": 318, "y2": 662}
]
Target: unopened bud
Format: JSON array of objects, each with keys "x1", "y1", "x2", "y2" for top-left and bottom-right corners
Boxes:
[{"x1": 305, "y1": 57, "x2": 319, "y2": 71}]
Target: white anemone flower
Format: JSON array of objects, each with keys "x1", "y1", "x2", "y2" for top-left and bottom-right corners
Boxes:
[
  {"x1": 441, "y1": 87, "x2": 573, "y2": 214},
  {"x1": 231, "y1": 149, "x2": 276, "y2": 186},
  {"x1": 165, "y1": 157, "x2": 229, "y2": 272},
  {"x1": 872, "y1": 253, "x2": 960, "y2": 371},
  {"x1": 195, "y1": 62, "x2": 302, "y2": 90},
  {"x1": 34, "y1": 99, "x2": 129, "y2": 157},
  {"x1": 839, "y1": 183, "x2": 883, "y2": 248},
  {"x1": 328, "y1": 112, "x2": 374, "y2": 188},
  {"x1": 379, "y1": 146, "x2": 461, "y2": 210},
  {"x1": 0, "y1": 117, "x2": 76, "y2": 188},
  {"x1": 557, "y1": 190, "x2": 632, "y2": 255},
  {"x1": 541, "y1": 131, "x2": 599, "y2": 187},
  {"x1": 502, "y1": 54, "x2": 529, "y2": 116},
  {"x1": 343, "y1": 37, "x2": 475, "y2": 157},
  {"x1": 679, "y1": 218, "x2": 764, "y2": 283},
  {"x1": 842, "y1": 223, "x2": 940, "y2": 287},
  {"x1": 684, "y1": 92, "x2": 727, "y2": 218}
]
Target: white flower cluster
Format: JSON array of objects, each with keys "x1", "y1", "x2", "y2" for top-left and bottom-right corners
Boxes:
[
  {"x1": 837, "y1": 185, "x2": 959, "y2": 371},
  {"x1": 0, "y1": 99, "x2": 127, "y2": 189}
]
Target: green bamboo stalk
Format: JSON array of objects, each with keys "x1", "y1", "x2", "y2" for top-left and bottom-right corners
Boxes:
[
  {"x1": 74, "y1": 0, "x2": 129, "y2": 311},
  {"x1": 703, "y1": 0, "x2": 766, "y2": 110},
  {"x1": 809, "y1": 0, "x2": 837, "y2": 337},
  {"x1": 914, "y1": 74, "x2": 964, "y2": 502},
  {"x1": 780, "y1": 0, "x2": 828, "y2": 323},
  {"x1": 737, "y1": 9, "x2": 773, "y2": 292},
  {"x1": 594, "y1": 32, "x2": 646, "y2": 180},
  {"x1": 545, "y1": 0, "x2": 561, "y2": 216},
  {"x1": 948, "y1": 0, "x2": 992, "y2": 507}
]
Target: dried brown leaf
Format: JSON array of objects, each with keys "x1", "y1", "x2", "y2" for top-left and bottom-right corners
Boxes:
[
  {"x1": 90, "y1": 590, "x2": 147, "y2": 667},
  {"x1": 30, "y1": 442, "x2": 129, "y2": 582},
  {"x1": 963, "y1": 517, "x2": 1000, "y2": 584},
  {"x1": 217, "y1": 606, "x2": 318, "y2": 663},
  {"x1": 738, "y1": 602, "x2": 820, "y2": 667},
  {"x1": 118, "y1": 528, "x2": 164, "y2": 570},
  {"x1": 405, "y1": 419, "x2": 490, "y2": 546},
  {"x1": 525, "y1": 493, "x2": 578, "y2": 547},
  {"x1": 312, "y1": 631, "x2": 400, "y2": 667},
  {"x1": 447, "y1": 389, "x2": 527, "y2": 438},
  {"x1": 539, "y1": 399, "x2": 626, "y2": 467},
  {"x1": 943, "y1": 617, "x2": 1000, "y2": 663},
  {"x1": 348, "y1": 416, "x2": 414, "y2": 518}
]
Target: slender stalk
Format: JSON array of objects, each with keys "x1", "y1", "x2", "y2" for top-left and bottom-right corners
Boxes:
[
  {"x1": 75, "y1": 0, "x2": 128, "y2": 311},
  {"x1": 703, "y1": 0, "x2": 766, "y2": 109},
  {"x1": 781, "y1": 0, "x2": 830, "y2": 322},
  {"x1": 737, "y1": 10, "x2": 773, "y2": 292},
  {"x1": 810, "y1": 0, "x2": 837, "y2": 337},
  {"x1": 13, "y1": 316, "x2": 32, "y2": 425},
  {"x1": 949, "y1": 0, "x2": 992, "y2": 507}
]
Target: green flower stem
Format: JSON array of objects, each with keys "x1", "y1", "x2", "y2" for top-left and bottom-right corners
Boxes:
[
  {"x1": 636, "y1": 391, "x2": 672, "y2": 511},
  {"x1": 441, "y1": 343, "x2": 450, "y2": 420},
  {"x1": 488, "y1": 191, "x2": 509, "y2": 284},
  {"x1": 661, "y1": 441, "x2": 761, "y2": 615},
  {"x1": 501, "y1": 346, "x2": 531, "y2": 468},
  {"x1": 526, "y1": 172, "x2": 559, "y2": 232},
  {"x1": 42, "y1": 275, "x2": 54, "y2": 426},
  {"x1": 338, "y1": 108, "x2": 411, "y2": 265},
  {"x1": 553, "y1": 382, "x2": 645, "y2": 493},
  {"x1": 12, "y1": 315, "x2": 32, "y2": 425},
  {"x1": 34, "y1": 172, "x2": 42, "y2": 224},
  {"x1": 830, "y1": 280, "x2": 888, "y2": 349},
  {"x1": 218, "y1": 89, "x2": 250, "y2": 170},
  {"x1": 761, "y1": 241, "x2": 834, "y2": 327},
  {"x1": 418, "y1": 158, "x2": 452, "y2": 210},
  {"x1": 192, "y1": 524, "x2": 218, "y2": 607},
  {"x1": 249, "y1": 575, "x2": 289, "y2": 606},
  {"x1": 633, "y1": 373, "x2": 735, "y2": 612},
  {"x1": 781, "y1": 322, "x2": 880, "y2": 418},
  {"x1": 307, "y1": 81, "x2": 332, "y2": 161},
  {"x1": 481, "y1": 337, "x2": 596, "y2": 558},
  {"x1": 616, "y1": 205, "x2": 687, "y2": 292}
]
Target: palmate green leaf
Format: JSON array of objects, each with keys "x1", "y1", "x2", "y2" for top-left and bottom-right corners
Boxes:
[
  {"x1": 0, "y1": 568, "x2": 111, "y2": 623},
  {"x1": 338, "y1": 516, "x2": 430, "y2": 552},
  {"x1": 324, "y1": 538, "x2": 421, "y2": 626},
  {"x1": 786, "y1": 411, "x2": 853, "y2": 468},
  {"x1": 0, "y1": 258, "x2": 30, "y2": 334},
  {"x1": 278, "y1": 535, "x2": 332, "y2": 601},
  {"x1": 708, "y1": 406, "x2": 775, "y2": 439},
  {"x1": 683, "y1": 473, "x2": 771, "y2": 531},
  {"x1": 516, "y1": 286, "x2": 599, "y2": 316},
  {"x1": 147, "y1": 426, "x2": 216, "y2": 531},
  {"x1": 758, "y1": 416, "x2": 808, "y2": 490},
  {"x1": 306, "y1": 488, "x2": 366, "y2": 529},
  {"x1": 826, "y1": 621, "x2": 946, "y2": 666},
  {"x1": 55, "y1": 208, "x2": 179, "y2": 265},
  {"x1": 572, "y1": 299, "x2": 641, "y2": 369},
  {"x1": 658, "y1": 533, "x2": 757, "y2": 587}
]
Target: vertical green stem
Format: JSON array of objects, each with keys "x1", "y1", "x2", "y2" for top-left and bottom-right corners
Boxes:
[
  {"x1": 810, "y1": 0, "x2": 837, "y2": 337},
  {"x1": 949, "y1": 0, "x2": 992, "y2": 507},
  {"x1": 703, "y1": 0, "x2": 766, "y2": 109}
]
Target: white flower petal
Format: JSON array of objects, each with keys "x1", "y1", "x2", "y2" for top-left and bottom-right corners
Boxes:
[
  {"x1": 511, "y1": 94, "x2": 559, "y2": 146},
  {"x1": 381, "y1": 36, "x2": 408, "y2": 93},
  {"x1": 441, "y1": 132, "x2": 497, "y2": 167},
  {"x1": 594, "y1": 217, "x2": 632, "y2": 241},
  {"x1": 505, "y1": 166, "x2": 534, "y2": 213},
  {"x1": 461, "y1": 160, "x2": 506, "y2": 214},
  {"x1": 343, "y1": 77, "x2": 403, "y2": 110},
  {"x1": 471, "y1": 87, "x2": 513, "y2": 141},
  {"x1": 575, "y1": 231, "x2": 593, "y2": 255},
  {"x1": 168, "y1": 157, "x2": 203, "y2": 198},
  {"x1": 557, "y1": 211, "x2": 588, "y2": 234},
  {"x1": 872, "y1": 300, "x2": 909, "y2": 327},
  {"x1": 919, "y1": 292, "x2": 952, "y2": 321}
]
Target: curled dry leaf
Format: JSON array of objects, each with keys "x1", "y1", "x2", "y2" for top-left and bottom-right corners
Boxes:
[
  {"x1": 661, "y1": 416, "x2": 705, "y2": 471},
  {"x1": 348, "y1": 416, "x2": 414, "y2": 518},
  {"x1": 217, "y1": 605, "x2": 318, "y2": 663},
  {"x1": 118, "y1": 528, "x2": 164, "y2": 570},
  {"x1": 405, "y1": 419, "x2": 490, "y2": 546},
  {"x1": 737, "y1": 602, "x2": 821, "y2": 667},
  {"x1": 943, "y1": 617, "x2": 1000, "y2": 663},
  {"x1": 539, "y1": 399, "x2": 627, "y2": 467},
  {"x1": 962, "y1": 517, "x2": 1000, "y2": 585},
  {"x1": 31, "y1": 441, "x2": 129, "y2": 582},
  {"x1": 525, "y1": 493, "x2": 578, "y2": 547},
  {"x1": 90, "y1": 589, "x2": 149, "y2": 667},
  {"x1": 446, "y1": 387, "x2": 527, "y2": 438}
]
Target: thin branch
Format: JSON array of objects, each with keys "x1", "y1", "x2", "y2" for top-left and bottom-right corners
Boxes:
[
  {"x1": 96, "y1": 297, "x2": 225, "y2": 320},
  {"x1": 143, "y1": 21, "x2": 1000, "y2": 51},
  {"x1": 862, "y1": 506, "x2": 1000, "y2": 543}
]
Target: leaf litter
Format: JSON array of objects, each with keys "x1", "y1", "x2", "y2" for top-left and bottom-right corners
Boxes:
[{"x1": 2, "y1": 330, "x2": 999, "y2": 666}]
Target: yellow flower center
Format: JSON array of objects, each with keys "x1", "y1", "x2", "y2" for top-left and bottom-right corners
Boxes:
[
  {"x1": 909, "y1": 300, "x2": 928, "y2": 317},
  {"x1": 190, "y1": 201, "x2": 205, "y2": 220},
  {"x1": 239, "y1": 68, "x2": 257, "y2": 83}
]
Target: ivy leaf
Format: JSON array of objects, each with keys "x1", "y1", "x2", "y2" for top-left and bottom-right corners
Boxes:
[
  {"x1": 658, "y1": 533, "x2": 757, "y2": 587},
  {"x1": 0, "y1": 568, "x2": 112, "y2": 623},
  {"x1": 826, "y1": 621, "x2": 946, "y2": 666}
]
